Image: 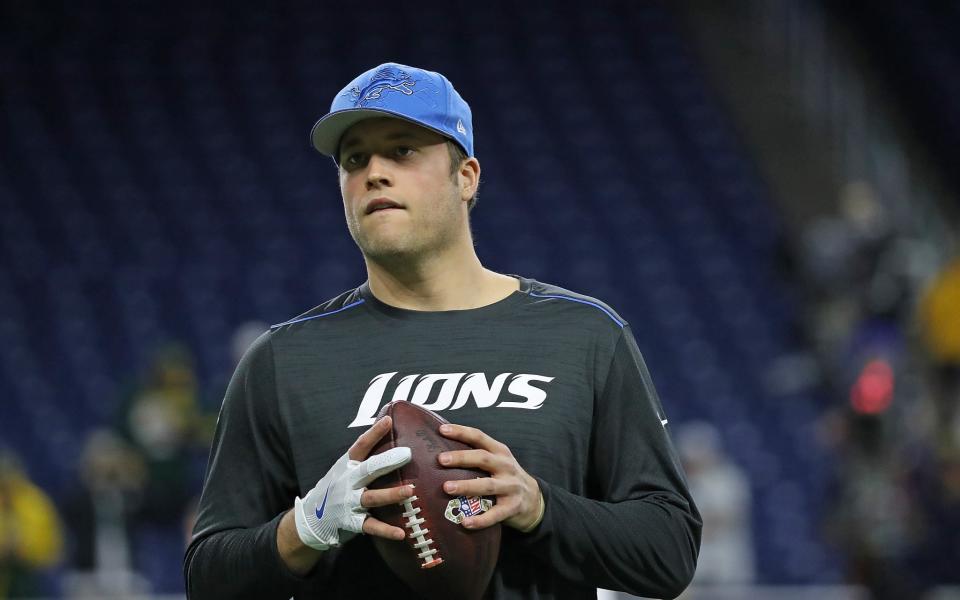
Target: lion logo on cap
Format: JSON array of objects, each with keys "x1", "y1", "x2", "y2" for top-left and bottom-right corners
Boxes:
[{"x1": 344, "y1": 66, "x2": 417, "y2": 107}]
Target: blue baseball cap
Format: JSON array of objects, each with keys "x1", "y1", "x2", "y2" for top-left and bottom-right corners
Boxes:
[{"x1": 310, "y1": 62, "x2": 474, "y2": 161}]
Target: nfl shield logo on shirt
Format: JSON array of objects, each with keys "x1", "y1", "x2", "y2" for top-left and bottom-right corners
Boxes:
[{"x1": 444, "y1": 495, "x2": 494, "y2": 524}]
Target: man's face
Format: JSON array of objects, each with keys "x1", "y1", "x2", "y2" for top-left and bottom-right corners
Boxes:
[{"x1": 338, "y1": 118, "x2": 464, "y2": 263}]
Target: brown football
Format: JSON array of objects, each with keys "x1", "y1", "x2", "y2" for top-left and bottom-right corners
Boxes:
[{"x1": 368, "y1": 400, "x2": 501, "y2": 600}]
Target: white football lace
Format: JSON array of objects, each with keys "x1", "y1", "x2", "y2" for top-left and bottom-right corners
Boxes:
[{"x1": 400, "y1": 492, "x2": 442, "y2": 568}]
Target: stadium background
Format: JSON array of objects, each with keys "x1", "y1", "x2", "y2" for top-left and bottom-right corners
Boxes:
[{"x1": 1, "y1": 1, "x2": 958, "y2": 598}]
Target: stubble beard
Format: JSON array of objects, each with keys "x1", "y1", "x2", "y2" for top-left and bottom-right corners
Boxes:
[{"x1": 347, "y1": 188, "x2": 463, "y2": 267}]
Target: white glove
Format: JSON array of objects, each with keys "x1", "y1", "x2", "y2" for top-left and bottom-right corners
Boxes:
[{"x1": 294, "y1": 446, "x2": 411, "y2": 550}]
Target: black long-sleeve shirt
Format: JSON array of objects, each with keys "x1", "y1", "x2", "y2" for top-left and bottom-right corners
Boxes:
[{"x1": 184, "y1": 276, "x2": 701, "y2": 599}]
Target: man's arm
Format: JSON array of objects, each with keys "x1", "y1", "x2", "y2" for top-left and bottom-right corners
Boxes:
[
  {"x1": 440, "y1": 325, "x2": 701, "y2": 599},
  {"x1": 519, "y1": 325, "x2": 701, "y2": 598},
  {"x1": 184, "y1": 333, "x2": 309, "y2": 599}
]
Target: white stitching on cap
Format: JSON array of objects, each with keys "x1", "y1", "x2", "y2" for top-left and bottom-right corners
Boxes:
[{"x1": 400, "y1": 490, "x2": 442, "y2": 568}]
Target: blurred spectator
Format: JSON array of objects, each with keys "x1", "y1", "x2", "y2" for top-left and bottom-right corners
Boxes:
[
  {"x1": 792, "y1": 176, "x2": 958, "y2": 596},
  {"x1": 0, "y1": 451, "x2": 63, "y2": 598},
  {"x1": 115, "y1": 343, "x2": 206, "y2": 592},
  {"x1": 118, "y1": 343, "x2": 203, "y2": 527},
  {"x1": 919, "y1": 257, "x2": 960, "y2": 366},
  {"x1": 919, "y1": 256, "x2": 960, "y2": 443},
  {"x1": 676, "y1": 422, "x2": 756, "y2": 585},
  {"x1": 230, "y1": 321, "x2": 269, "y2": 368},
  {"x1": 799, "y1": 181, "x2": 919, "y2": 375},
  {"x1": 822, "y1": 409, "x2": 924, "y2": 599},
  {"x1": 905, "y1": 257, "x2": 960, "y2": 588},
  {"x1": 906, "y1": 427, "x2": 960, "y2": 589},
  {"x1": 60, "y1": 430, "x2": 150, "y2": 597}
]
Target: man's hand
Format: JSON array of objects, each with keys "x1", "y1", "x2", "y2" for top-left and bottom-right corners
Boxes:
[
  {"x1": 293, "y1": 416, "x2": 416, "y2": 550},
  {"x1": 437, "y1": 424, "x2": 544, "y2": 532}
]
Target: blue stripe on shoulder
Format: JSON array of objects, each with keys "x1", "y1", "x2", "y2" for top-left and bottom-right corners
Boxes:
[
  {"x1": 528, "y1": 291, "x2": 625, "y2": 328},
  {"x1": 270, "y1": 299, "x2": 365, "y2": 329}
]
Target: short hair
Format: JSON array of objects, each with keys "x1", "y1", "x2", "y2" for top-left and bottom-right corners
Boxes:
[{"x1": 447, "y1": 141, "x2": 478, "y2": 212}]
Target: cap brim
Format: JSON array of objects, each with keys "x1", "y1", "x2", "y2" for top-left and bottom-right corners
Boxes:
[{"x1": 310, "y1": 108, "x2": 462, "y2": 159}]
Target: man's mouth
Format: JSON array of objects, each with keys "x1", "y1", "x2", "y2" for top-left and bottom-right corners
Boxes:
[{"x1": 365, "y1": 198, "x2": 404, "y2": 215}]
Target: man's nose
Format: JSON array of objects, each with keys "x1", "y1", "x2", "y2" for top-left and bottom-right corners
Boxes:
[{"x1": 365, "y1": 154, "x2": 391, "y2": 189}]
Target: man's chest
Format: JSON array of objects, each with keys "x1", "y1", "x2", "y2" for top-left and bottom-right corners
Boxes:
[{"x1": 274, "y1": 330, "x2": 599, "y2": 492}]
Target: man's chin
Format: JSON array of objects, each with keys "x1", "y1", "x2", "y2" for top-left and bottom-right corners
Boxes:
[
  {"x1": 357, "y1": 239, "x2": 418, "y2": 263},
  {"x1": 354, "y1": 228, "x2": 451, "y2": 265}
]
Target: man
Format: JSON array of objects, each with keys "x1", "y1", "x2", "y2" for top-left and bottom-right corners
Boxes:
[{"x1": 184, "y1": 62, "x2": 701, "y2": 599}]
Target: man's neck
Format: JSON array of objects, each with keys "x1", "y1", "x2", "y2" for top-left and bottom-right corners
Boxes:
[{"x1": 364, "y1": 252, "x2": 519, "y2": 312}]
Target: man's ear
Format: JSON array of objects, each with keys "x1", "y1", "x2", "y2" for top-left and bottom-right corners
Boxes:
[{"x1": 459, "y1": 157, "x2": 480, "y2": 201}]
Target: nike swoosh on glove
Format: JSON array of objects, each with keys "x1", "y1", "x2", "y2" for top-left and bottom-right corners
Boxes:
[{"x1": 294, "y1": 446, "x2": 411, "y2": 550}]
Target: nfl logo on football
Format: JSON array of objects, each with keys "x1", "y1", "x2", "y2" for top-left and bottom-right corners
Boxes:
[{"x1": 444, "y1": 495, "x2": 494, "y2": 524}]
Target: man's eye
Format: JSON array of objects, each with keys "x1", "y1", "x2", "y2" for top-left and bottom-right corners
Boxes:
[
  {"x1": 344, "y1": 153, "x2": 366, "y2": 167},
  {"x1": 395, "y1": 146, "x2": 414, "y2": 157}
]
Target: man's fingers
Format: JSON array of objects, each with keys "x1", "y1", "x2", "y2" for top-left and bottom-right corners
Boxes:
[
  {"x1": 361, "y1": 484, "x2": 415, "y2": 508},
  {"x1": 438, "y1": 449, "x2": 498, "y2": 472},
  {"x1": 460, "y1": 503, "x2": 511, "y2": 530},
  {"x1": 348, "y1": 416, "x2": 393, "y2": 461},
  {"x1": 352, "y1": 446, "x2": 411, "y2": 489},
  {"x1": 438, "y1": 423, "x2": 508, "y2": 454},
  {"x1": 443, "y1": 476, "x2": 500, "y2": 497},
  {"x1": 362, "y1": 516, "x2": 407, "y2": 541}
]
